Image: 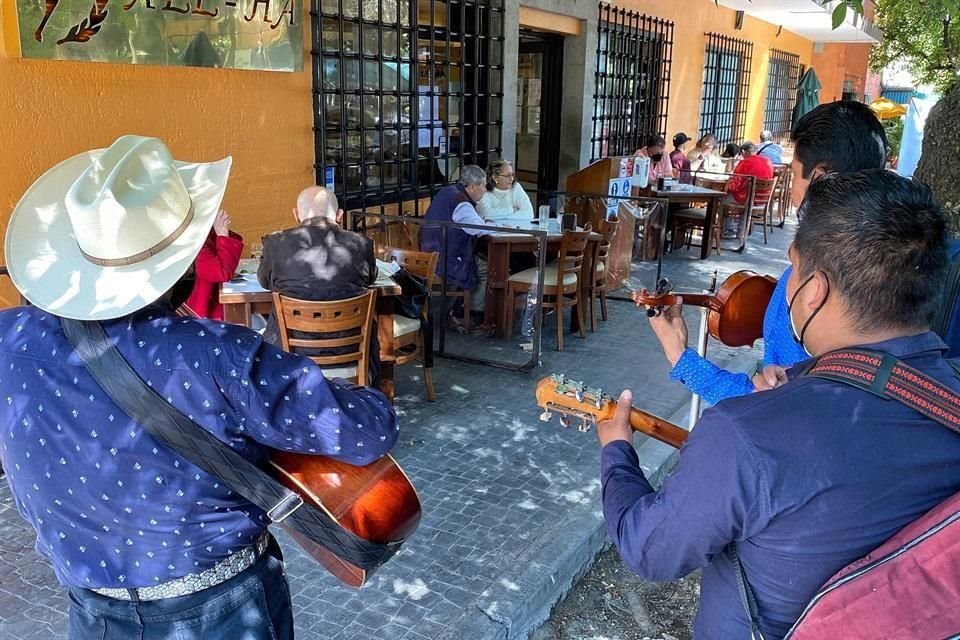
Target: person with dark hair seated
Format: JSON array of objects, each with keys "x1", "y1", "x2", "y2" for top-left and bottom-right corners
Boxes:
[
  {"x1": 634, "y1": 134, "x2": 673, "y2": 185},
  {"x1": 604, "y1": 168, "x2": 960, "y2": 640},
  {"x1": 670, "y1": 132, "x2": 692, "y2": 184},
  {"x1": 646, "y1": 100, "x2": 888, "y2": 404},
  {"x1": 720, "y1": 142, "x2": 741, "y2": 173}
]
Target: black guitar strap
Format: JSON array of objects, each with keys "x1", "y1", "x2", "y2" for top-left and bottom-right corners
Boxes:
[{"x1": 61, "y1": 317, "x2": 400, "y2": 571}]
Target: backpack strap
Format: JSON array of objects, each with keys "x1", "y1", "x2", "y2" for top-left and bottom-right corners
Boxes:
[{"x1": 804, "y1": 348, "x2": 960, "y2": 435}]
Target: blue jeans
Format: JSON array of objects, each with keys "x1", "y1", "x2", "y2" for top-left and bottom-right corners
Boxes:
[{"x1": 67, "y1": 536, "x2": 293, "y2": 640}]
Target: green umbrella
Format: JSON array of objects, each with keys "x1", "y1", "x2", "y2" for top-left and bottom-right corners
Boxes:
[{"x1": 792, "y1": 68, "x2": 822, "y2": 128}]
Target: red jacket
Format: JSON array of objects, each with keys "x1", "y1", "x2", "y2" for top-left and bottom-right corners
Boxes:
[
  {"x1": 185, "y1": 230, "x2": 244, "y2": 320},
  {"x1": 727, "y1": 155, "x2": 774, "y2": 205}
]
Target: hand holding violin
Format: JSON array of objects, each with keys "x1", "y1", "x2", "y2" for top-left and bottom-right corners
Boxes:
[
  {"x1": 752, "y1": 364, "x2": 789, "y2": 392},
  {"x1": 634, "y1": 289, "x2": 688, "y2": 367}
]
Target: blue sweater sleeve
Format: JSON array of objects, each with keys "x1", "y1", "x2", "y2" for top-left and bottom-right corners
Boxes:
[
  {"x1": 668, "y1": 266, "x2": 806, "y2": 405},
  {"x1": 670, "y1": 349, "x2": 755, "y2": 405}
]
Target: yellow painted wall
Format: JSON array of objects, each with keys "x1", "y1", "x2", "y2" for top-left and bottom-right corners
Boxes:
[
  {"x1": 0, "y1": 2, "x2": 315, "y2": 307},
  {"x1": 612, "y1": 0, "x2": 814, "y2": 143},
  {"x1": 811, "y1": 43, "x2": 873, "y2": 103}
]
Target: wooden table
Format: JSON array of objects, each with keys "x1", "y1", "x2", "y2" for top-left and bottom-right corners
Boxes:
[
  {"x1": 650, "y1": 185, "x2": 726, "y2": 259},
  {"x1": 482, "y1": 222, "x2": 601, "y2": 337},
  {"x1": 220, "y1": 259, "x2": 403, "y2": 401}
]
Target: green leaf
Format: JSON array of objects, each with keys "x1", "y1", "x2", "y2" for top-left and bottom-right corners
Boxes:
[
  {"x1": 832, "y1": 3, "x2": 847, "y2": 29},
  {"x1": 852, "y1": 0, "x2": 865, "y2": 13}
]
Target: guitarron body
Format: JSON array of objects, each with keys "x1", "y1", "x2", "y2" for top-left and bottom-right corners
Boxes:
[{"x1": 269, "y1": 452, "x2": 421, "y2": 587}]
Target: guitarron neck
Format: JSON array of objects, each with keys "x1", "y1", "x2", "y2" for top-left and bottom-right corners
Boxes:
[{"x1": 628, "y1": 408, "x2": 689, "y2": 449}]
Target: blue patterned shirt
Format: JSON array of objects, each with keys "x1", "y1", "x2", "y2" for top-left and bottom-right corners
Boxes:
[
  {"x1": 670, "y1": 266, "x2": 807, "y2": 405},
  {"x1": 0, "y1": 304, "x2": 398, "y2": 589}
]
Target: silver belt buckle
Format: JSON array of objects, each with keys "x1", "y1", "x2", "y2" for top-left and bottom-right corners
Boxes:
[{"x1": 267, "y1": 492, "x2": 303, "y2": 523}]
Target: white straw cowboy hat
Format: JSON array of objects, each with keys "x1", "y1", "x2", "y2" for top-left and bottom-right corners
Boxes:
[{"x1": 4, "y1": 135, "x2": 232, "y2": 320}]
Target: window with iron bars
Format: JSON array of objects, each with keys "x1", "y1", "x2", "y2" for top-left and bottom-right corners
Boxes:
[
  {"x1": 312, "y1": 0, "x2": 505, "y2": 216},
  {"x1": 763, "y1": 49, "x2": 800, "y2": 142},
  {"x1": 590, "y1": 4, "x2": 674, "y2": 162},
  {"x1": 698, "y1": 33, "x2": 752, "y2": 149}
]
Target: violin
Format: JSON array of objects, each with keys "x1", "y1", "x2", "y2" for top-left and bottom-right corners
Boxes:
[{"x1": 633, "y1": 270, "x2": 777, "y2": 347}]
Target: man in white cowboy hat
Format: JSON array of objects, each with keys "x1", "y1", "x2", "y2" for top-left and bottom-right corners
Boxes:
[{"x1": 0, "y1": 135, "x2": 399, "y2": 639}]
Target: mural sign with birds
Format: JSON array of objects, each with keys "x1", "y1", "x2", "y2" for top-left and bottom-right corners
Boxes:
[{"x1": 15, "y1": 0, "x2": 303, "y2": 71}]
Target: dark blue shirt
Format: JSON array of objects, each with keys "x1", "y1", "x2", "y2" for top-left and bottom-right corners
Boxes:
[
  {"x1": 671, "y1": 266, "x2": 807, "y2": 405},
  {"x1": 602, "y1": 332, "x2": 960, "y2": 639},
  {"x1": 0, "y1": 305, "x2": 398, "y2": 589}
]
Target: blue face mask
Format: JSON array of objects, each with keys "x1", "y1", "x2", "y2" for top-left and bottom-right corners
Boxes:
[{"x1": 787, "y1": 272, "x2": 830, "y2": 356}]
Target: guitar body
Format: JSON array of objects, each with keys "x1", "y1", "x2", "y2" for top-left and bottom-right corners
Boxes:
[
  {"x1": 705, "y1": 271, "x2": 777, "y2": 347},
  {"x1": 269, "y1": 452, "x2": 421, "y2": 587},
  {"x1": 633, "y1": 270, "x2": 776, "y2": 347}
]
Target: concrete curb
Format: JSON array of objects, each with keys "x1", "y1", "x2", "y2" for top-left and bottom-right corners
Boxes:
[{"x1": 438, "y1": 351, "x2": 762, "y2": 640}]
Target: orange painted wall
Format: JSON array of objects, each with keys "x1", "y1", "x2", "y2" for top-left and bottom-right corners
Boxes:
[
  {"x1": 612, "y1": 0, "x2": 814, "y2": 142},
  {"x1": 0, "y1": 2, "x2": 315, "y2": 307}
]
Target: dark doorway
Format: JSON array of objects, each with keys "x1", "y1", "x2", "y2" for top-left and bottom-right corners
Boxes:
[{"x1": 516, "y1": 31, "x2": 564, "y2": 194}]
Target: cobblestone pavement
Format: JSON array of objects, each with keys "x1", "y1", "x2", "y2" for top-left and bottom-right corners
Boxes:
[{"x1": 0, "y1": 222, "x2": 793, "y2": 640}]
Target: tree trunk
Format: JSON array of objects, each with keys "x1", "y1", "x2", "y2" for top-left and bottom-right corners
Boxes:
[{"x1": 916, "y1": 82, "x2": 960, "y2": 235}]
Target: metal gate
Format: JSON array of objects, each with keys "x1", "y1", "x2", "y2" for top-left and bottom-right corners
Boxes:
[
  {"x1": 699, "y1": 33, "x2": 753, "y2": 148},
  {"x1": 311, "y1": 0, "x2": 505, "y2": 215},
  {"x1": 590, "y1": 3, "x2": 674, "y2": 162}
]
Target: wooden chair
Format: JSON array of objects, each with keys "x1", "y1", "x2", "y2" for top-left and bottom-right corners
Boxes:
[
  {"x1": 772, "y1": 163, "x2": 793, "y2": 227},
  {"x1": 272, "y1": 290, "x2": 377, "y2": 385},
  {"x1": 382, "y1": 247, "x2": 439, "y2": 401},
  {"x1": 504, "y1": 228, "x2": 591, "y2": 351},
  {"x1": 743, "y1": 176, "x2": 778, "y2": 244},
  {"x1": 587, "y1": 220, "x2": 618, "y2": 332},
  {"x1": 670, "y1": 176, "x2": 729, "y2": 256}
]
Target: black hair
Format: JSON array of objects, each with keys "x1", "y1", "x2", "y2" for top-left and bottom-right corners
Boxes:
[
  {"x1": 646, "y1": 134, "x2": 666, "y2": 149},
  {"x1": 721, "y1": 143, "x2": 739, "y2": 158},
  {"x1": 794, "y1": 169, "x2": 948, "y2": 332},
  {"x1": 791, "y1": 101, "x2": 887, "y2": 178}
]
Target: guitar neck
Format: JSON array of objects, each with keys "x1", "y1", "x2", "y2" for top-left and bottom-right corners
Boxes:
[{"x1": 628, "y1": 408, "x2": 689, "y2": 449}]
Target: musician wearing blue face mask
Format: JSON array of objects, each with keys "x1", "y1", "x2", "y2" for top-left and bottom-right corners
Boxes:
[
  {"x1": 646, "y1": 101, "x2": 890, "y2": 405},
  {"x1": 601, "y1": 169, "x2": 960, "y2": 640},
  {"x1": 635, "y1": 134, "x2": 674, "y2": 184}
]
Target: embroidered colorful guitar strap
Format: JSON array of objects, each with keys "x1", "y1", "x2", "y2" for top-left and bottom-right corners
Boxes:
[{"x1": 802, "y1": 348, "x2": 960, "y2": 434}]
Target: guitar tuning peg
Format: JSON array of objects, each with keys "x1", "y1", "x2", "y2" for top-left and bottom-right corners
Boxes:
[
  {"x1": 578, "y1": 421, "x2": 591, "y2": 433},
  {"x1": 575, "y1": 382, "x2": 585, "y2": 403},
  {"x1": 559, "y1": 414, "x2": 571, "y2": 428},
  {"x1": 595, "y1": 396, "x2": 603, "y2": 409},
  {"x1": 539, "y1": 410, "x2": 553, "y2": 422}
]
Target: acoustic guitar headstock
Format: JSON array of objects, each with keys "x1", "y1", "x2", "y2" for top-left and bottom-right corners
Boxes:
[{"x1": 534, "y1": 374, "x2": 616, "y2": 432}]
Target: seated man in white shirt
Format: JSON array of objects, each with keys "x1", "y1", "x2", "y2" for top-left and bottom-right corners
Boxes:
[{"x1": 420, "y1": 165, "x2": 495, "y2": 331}]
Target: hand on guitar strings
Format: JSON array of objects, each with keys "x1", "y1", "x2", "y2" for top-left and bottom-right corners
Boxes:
[
  {"x1": 752, "y1": 365, "x2": 789, "y2": 392},
  {"x1": 597, "y1": 389, "x2": 634, "y2": 448}
]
